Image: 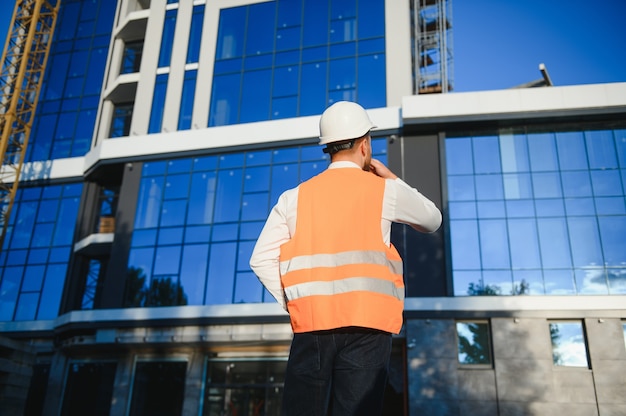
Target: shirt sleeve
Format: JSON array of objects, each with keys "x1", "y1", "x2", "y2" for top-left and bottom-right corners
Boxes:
[
  {"x1": 385, "y1": 178, "x2": 442, "y2": 233},
  {"x1": 249, "y1": 189, "x2": 295, "y2": 311}
]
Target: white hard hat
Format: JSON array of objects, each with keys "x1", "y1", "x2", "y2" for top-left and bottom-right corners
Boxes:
[{"x1": 319, "y1": 101, "x2": 377, "y2": 145}]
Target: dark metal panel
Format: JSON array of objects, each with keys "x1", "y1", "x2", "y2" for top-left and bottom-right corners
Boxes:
[
  {"x1": 388, "y1": 134, "x2": 448, "y2": 297},
  {"x1": 99, "y1": 162, "x2": 143, "y2": 309}
]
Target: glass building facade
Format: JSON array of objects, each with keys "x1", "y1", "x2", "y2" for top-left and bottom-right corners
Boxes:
[
  {"x1": 447, "y1": 128, "x2": 626, "y2": 296},
  {"x1": 1, "y1": 0, "x2": 625, "y2": 414}
]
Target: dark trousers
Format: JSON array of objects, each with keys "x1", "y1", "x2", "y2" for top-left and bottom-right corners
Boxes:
[{"x1": 282, "y1": 327, "x2": 392, "y2": 416}]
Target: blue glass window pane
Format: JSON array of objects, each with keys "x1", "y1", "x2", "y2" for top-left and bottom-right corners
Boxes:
[
  {"x1": 143, "y1": 161, "x2": 167, "y2": 176},
  {"x1": 331, "y1": 0, "x2": 356, "y2": 20},
  {"x1": 244, "y1": 53, "x2": 273, "y2": 71},
  {"x1": 214, "y1": 169, "x2": 243, "y2": 223},
  {"x1": 149, "y1": 74, "x2": 168, "y2": 133},
  {"x1": 216, "y1": 8, "x2": 246, "y2": 59},
  {"x1": 22, "y1": 265, "x2": 46, "y2": 292},
  {"x1": 164, "y1": 174, "x2": 190, "y2": 200},
  {"x1": 595, "y1": 197, "x2": 626, "y2": 215},
  {"x1": 178, "y1": 70, "x2": 197, "y2": 131},
  {"x1": 475, "y1": 175, "x2": 503, "y2": 200},
  {"x1": 31, "y1": 224, "x2": 54, "y2": 248},
  {"x1": 556, "y1": 132, "x2": 588, "y2": 170},
  {"x1": 449, "y1": 202, "x2": 477, "y2": 220},
  {"x1": 479, "y1": 220, "x2": 510, "y2": 269},
  {"x1": 153, "y1": 246, "x2": 181, "y2": 275},
  {"x1": 476, "y1": 200, "x2": 505, "y2": 218},
  {"x1": 158, "y1": 10, "x2": 177, "y2": 67},
  {"x1": 302, "y1": 46, "x2": 327, "y2": 62},
  {"x1": 180, "y1": 245, "x2": 208, "y2": 305},
  {"x1": 271, "y1": 164, "x2": 299, "y2": 204},
  {"x1": 212, "y1": 224, "x2": 239, "y2": 242},
  {"x1": 245, "y1": 2, "x2": 275, "y2": 55},
  {"x1": 532, "y1": 172, "x2": 563, "y2": 199},
  {"x1": 535, "y1": 199, "x2": 565, "y2": 217},
  {"x1": 329, "y1": 57, "x2": 355, "y2": 91},
  {"x1": 446, "y1": 138, "x2": 473, "y2": 175},
  {"x1": 273, "y1": 66, "x2": 299, "y2": 97},
  {"x1": 598, "y1": 216, "x2": 626, "y2": 266},
  {"x1": 453, "y1": 271, "x2": 482, "y2": 296},
  {"x1": 586, "y1": 130, "x2": 618, "y2": 169},
  {"x1": 514, "y1": 270, "x2": 545, "y2": 295},
  {"x1": 49, "y1": 247, "x2": 70, "y2": 263},
  {"x1": 473, "y1": 136, "x2": 501, "y2": 174},
  {"x1": 244, "y1": 167, "x2": 270, "y2": 193},
  {"x1": 448, "y1": 176, "x2": 475, "y2": 201},
  {"x1": 210, "y1": 74, "x2": 241, "y2": 126},
  {"x1": 561, "y1": 171, "x2": 592, "y2": 197},
  {"x1": 300, "y1": 62, "x2": 327, "y2": 116},
  {"x1": 0, "y1": 267, "x2": 21, "y2": 320},
  {"x1": 167, "y1": 158, "x2": 192, "y2": 174},
  {"x1": 272, "y1": 96, "x2": 298, "y2": 119},
  {"x1": 564, "y1": 198, "x2": 595, "y2": 216},
  {"x1": 37, "y1": 200, "x2": 59, "y2": 223},
  {"x1": 503, "y1": 173, "x2": 533, "y2": 199},
  {"x1": 194, "y1": 156, "x2": 218, "y2": 171},
  {"x1": 128, "y1": 248, "x2": 155, "y2": 281},
  {"x1": 246, "y1": 151, "x2": 271, "y2": 166},
  {"x1": 277, "y1": 27, "x2": 301, "y2": 51},
  {"x1": 615, "y1": 130, "x2": 626, "y2": 167},
  {"x1": 158, "y1": 228, "x2": 184, "y2": 245},
  {"x1": 187, "y1": 6, "x2": 204, "y2": 64},
  {"x1": 135, "y1": 177, "x2": 163, "y2": 229},
  {"x1": 330, "y1": 41, "x2": 356, "y2": 58},
  {"x1": 357, "y1": 54, "x2": 385, "y2": 108},
  {"x1": 358, "y1": 0, "x2": 384, "y2": 38},
  {"x1": 28, "y1": 249, "x2": 49, "y2": 264},
  {"x1": 214, "y1": 58, "x2": 243, "y2": 75},
  {"x1": 188, "y1": 172, "x2": 216, "y2": 225},
  {"x1": 184, "y1": 226, "x2": 211, "y2": 244},
  {"x1": 303, "y1": 0, "x2": 328, "y2": 47},
  {"x1": 483, "y1": 270, "x2": 512, "y2": 295},
  {"x1": 508, "y1": 219, "x2": 541, "y2": 268},
  {"x1": 275, "y1": 50, "x2": 300, "y2": 66},
  {"x1": 537, "y1": 218, "x2": 572, "y2": 268},
  {"x1": 58, "y1": 3, "x2": 80, "y2": 40},
  {"x1": 528, "y1": 133, "x2": 558, "y2": 172},
  {"x1": 278, "y1": 0, "x2": 302, "y2": 27},
  {"x1": 506, "y1": 199, "x2": 535, "y2": 218},
  {"x1": 544, "y1": 270, "x2": 576, "y2": 294},
  {"x1": 359, "y1": 38, "x2": 385, "y2": 54},
  {"x1": 38, "y1": 264, "x2": 67, "y2": 320},
  {"x1": 206, "y1": 243, "x2": 236, "y2": 304},
  {"x1": 160, "y1": 200, "x2": 187, "y2": 227},
  {"x1": 549, "y1": 322, "x2": 589, "y2": 367},
  {"x1": 608, "y1": 269, "x2": 626, "y2": 294},
  {"x1": 240, "y1": 70, "x2": 271, "y2": 123},
  {"x1": 234, "y1": 272, "x2": 263, "y2": 303},
  {"x1": 14, "y1": 293, "x2": 39, "y2": 321},
  {"x1": 132, "y1": 229, "x2": 158, "y2": 247},
  {"x1": 242, "y1": 193, "x2": 269, "y2": 221},
  {"x1": 219, "y1": 153, "x2": 245, "y2": 168},
  {"x1": 240, "y1": 222, "x2": 264, "y2": 240},
  {"x1": 450, "y1": 220, "x2": 480, "y2": 269},
  {"x1": 575, "y1": 268, "x2": 608, "y2": 295},
  {"x1": 590, "y1": 170, "x2": 621, "y2": 197}
]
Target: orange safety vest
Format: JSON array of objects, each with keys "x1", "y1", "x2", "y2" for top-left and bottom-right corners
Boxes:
[{"x1": 279, "y1": 168, "x2": 405, "y2": 334}]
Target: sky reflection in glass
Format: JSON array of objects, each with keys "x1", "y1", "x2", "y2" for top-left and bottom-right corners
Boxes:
[{"x1": 446, "y1": 129, "x2": 626, "y2": 296}]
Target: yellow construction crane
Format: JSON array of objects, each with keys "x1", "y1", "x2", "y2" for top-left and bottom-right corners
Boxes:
[{"x1": 0, "y1": 0, "x2": 60, "y2": 250}]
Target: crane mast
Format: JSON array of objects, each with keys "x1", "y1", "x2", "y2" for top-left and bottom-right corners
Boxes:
[{"x1": 0, "y1": 0, "x2": 60, "y2": 250}]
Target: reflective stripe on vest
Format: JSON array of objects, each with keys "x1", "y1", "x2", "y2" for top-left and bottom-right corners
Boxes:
[
  {"x1": 279, "y1": 250, "x2": 403, "y2": 276},
  {"x1": 284, "y1": 276, "x2": 405, "y2": 303}
]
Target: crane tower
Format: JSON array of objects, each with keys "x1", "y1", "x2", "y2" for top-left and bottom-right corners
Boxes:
[
  {"x1": 412, "y1": 0, "x2": 453, "y2": 93},
  {"x1": 0, "y1": 0, "x2": 60, "y2": 249}
]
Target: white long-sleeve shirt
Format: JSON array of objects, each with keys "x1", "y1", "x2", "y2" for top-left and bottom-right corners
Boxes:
[{"x1": 249, "y1": 161, "x2": 442, "y2": 310}]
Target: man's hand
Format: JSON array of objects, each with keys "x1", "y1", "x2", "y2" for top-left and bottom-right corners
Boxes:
[{"x1": 369, "y1": 159, "x2": 398, "y2": 179}]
